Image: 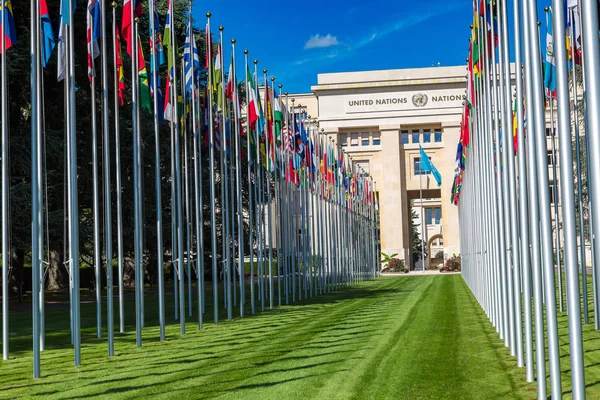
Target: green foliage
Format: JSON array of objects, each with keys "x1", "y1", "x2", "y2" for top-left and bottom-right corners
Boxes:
[
  {"x1": 382, "y1": 258, "x2": 406, "y2": 273},
  {"x1": 410, "y1": 200, "x2": 426, "y2": 269},
  {"x1": 442, "y1": 254, "x2": 462, "y2": 272},
  {"x1": 380, "y1": 252, "x2": 398, "y2": 268},
  {"x1": 2, "y1": 1, "x2": 264, "y2": 291}
]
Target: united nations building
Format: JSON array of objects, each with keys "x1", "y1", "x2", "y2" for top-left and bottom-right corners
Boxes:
[{"x1": 288, "y1": 66, "x2": 467, "y2": 269}]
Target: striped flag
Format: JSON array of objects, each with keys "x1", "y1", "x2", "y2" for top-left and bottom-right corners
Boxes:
[
  {"x1": 183, "y1": 15, "x2": 200, "y2": 99},
  {"x1": 149, "y1": 0, "x2": 165, "y2": 73},
  {"x1": 40, "y1": 0, "x2": 56, "y2": 68},
  {"x1": 57, "y1": 9, "x2": 66, "y2": 81},
  {"x1": 87, "y1": 0, "x2": 101, "y2": 82},
  {"x1": 115, "y1": 24, "x2": 125, "y2": 106},
  {"x1": 122, "y1": 0, "x2": 142, "y2": 57}
]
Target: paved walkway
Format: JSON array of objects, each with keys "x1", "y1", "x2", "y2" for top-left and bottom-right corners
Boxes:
[{"x1": 382, "y1": 270, "x2": 461, "y2": 277}]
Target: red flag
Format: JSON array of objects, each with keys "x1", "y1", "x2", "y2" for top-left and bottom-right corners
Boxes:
[{"x1": 121, "y1": 0, "x2": 143, "y2": 57}]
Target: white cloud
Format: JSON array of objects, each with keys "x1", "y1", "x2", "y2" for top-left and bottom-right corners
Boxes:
[{"x1": 304, "y1": 34, "x2": 340, "y2": 49}]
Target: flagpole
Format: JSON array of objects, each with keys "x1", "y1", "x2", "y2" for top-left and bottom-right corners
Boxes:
[
  {"x1": 67, "y1": 0, "x2": 82, "y2": 366},
  {"x1": 132, "y1": 18, "x2": 142, "y2": 347},
  {"x1": 1, "y1": 0, "x2": 9, "y2": 362},
  {"x1": 256, "y1": 62, "x2": 265, "y2": 311},
  {"x1": 551, "y1": 1, "x2": 586, "y2": 396},
  {"x1": 264, "y1": 71, "x2": 274, "y2": 309},
  {"x1": 419, "y1": 155, "x2": 424, "y2": 272},
  {"x1": 511, "y1": 0, "x2": 534, "y2": 382},
  {"x1": 231, "y1": 40, "x2": 244, "y2": 317},
  {"x1": 30, "y1": 0, "x2": 40, "y2": 375},
  {"x1": 244, "y1": 51, "x2": 255, "y2": 315},
  {"x1": 149, "y1": 0, "x2": 165, "y2": 340},
  {"x1": 175, "y1": 53, "x2": 185, "y2": 334},
  {"x1": 568, "y1": 6, "x2": 589, "y2": 324},
  {"x1": 111, "y1": 3, "x2": 125, "y2": 335},
  {"x1": 89, "y1": 9, "x2": 102, "y2": 340},
  {"x1": 205, "y1": 13, "x2": 219, "y2": 324}
]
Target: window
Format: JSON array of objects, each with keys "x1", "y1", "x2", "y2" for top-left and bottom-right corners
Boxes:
[
  {"x1": 547, "y1": 150, "x2": 555, "y2": 166},
  {"x1": 339, "y1": 133, "x2": 348, "y2": 147},
  {"x1": 350, "y1": 132, "x2": 359, "y2": 147},
  {"x1": 401, "y1": 130, "x2": 409, "y2": 144},
  {"x1": 373, "y1": 132, "x2": 381, "y2": 146},
  {"x1": 356, "y1": 160, "x2": 370, "y2": 174},
  {"x1": 361, "y1": 132, "x2": 370, "y2": 146},
  {"x1": 422, "y1": 129, "x2": 431, "y2": 143},
  {"x1": 412, "y1": 130, "x2": 420, "y2": 144},
  {"x1": 546, "y1": 128, "x2": 553, "y2": 137},
  {"x1": 549, "y1": 182, "x2": 559, "y2": 204},
  {"x1": 426, "y1": 208, "x2": 433, "y2": 225},
  {"x1": 434, "y1": 129, "x2": 443, "y2": 143},
  {"x1": 414, "y1": 157, "x2": 431, "y2": 175},
  {"x1": 435, "y1": 207, "x2": 441, "y2": 224},
  {"x1": 425, "y1": 207, "x2": 441, "y2": 225}
]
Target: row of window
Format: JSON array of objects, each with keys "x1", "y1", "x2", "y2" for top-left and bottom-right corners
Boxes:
[
  {"x1": 414, "y1": 157, "x2": 431, "y2": 176},
  {"x1": 339, "y1": 132, "x2": 381, "y2": 147},
  {"x1": 402, "y1": 129, "x2": 443, "y2": 145},
  {"x1": 426, "y1": 207, "x2": 442, "y2": 225}
]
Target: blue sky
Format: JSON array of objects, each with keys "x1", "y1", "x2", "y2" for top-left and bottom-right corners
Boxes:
[{"x1": 193, "y1": 1, "x2": 551, "y2": 94}]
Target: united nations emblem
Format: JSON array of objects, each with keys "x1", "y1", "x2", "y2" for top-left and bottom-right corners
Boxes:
[{"x1": 412, "y1": 93, "x2": 428, "y2": 108}]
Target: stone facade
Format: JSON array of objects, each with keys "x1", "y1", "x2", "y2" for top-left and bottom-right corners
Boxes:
[{"x1": 286, "y1": 66, "x2": 468, "y2": 267}]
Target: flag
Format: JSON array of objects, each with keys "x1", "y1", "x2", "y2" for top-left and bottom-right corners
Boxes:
[
  {"x1": 137, "y1": 39, "x2": 152, "y2": 113},
  {"x1": 164, "y1": 75, "x2": 173, "y2": 121},
  {"x1": 150, "y1": 72, "x2": 164, "y2": 122},
  {"x1": 115, "y1": 24, "x2": 125, "y2": 106},
  {"x1": 214, "y1": 43, "x2": 223, "y2": 109},
  {"x1": 274, "y1": 92, "x2": 283, "y2": 147},
  {"x1": 60, "y1": 0, "x2": 76, "y2": 26},
  {"x1": 247, "y1": 66, "x2": 259, "y2": 127},
  {"x1": 265, "y1": 84, "x2": 275, "y2": 170},
  {"x1": 163, "y1": 0, "x2": 174, "y2": 72},
  {"x1": 87, "y1": 0, "x2": 101, "y2": 82},
  {"x1": 183, "y1": 15, "x2": 200, "y2": 99},
  {"x1": 544, "y1": 7, "x2": 557, "y2": 96},
  {"x1": 0, "y1": 0, "x2": 17, "y2": 52},
  {"x1": 40, "y1": 0, "x2": 56, "y2": 68},
  {"x1": 149, "y1": 0, "x2": 165, "y2": 73},
  {"x1": 226, "y1": 59, "x2": 234, "y2": 101},
  {"x1": 566, "y1": 0, "x2": 582, "y2": 65},
  {"x1": 419, "y1": 146, "x2": 442, "y2": 187},
  {"x1": 512, "y1": 99, "x2": 518, "y2": 153},
  {"x1": 57, "y1": 11, "x2": 66, "y2": 81},
  {"x1": 122, "y1": 0, "x2": 143, "y2": 57}
]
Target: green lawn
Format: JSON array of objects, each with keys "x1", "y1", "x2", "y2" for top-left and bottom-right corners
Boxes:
[{"x1": 0, "y1": 275, "x2": 599, "y2": 399}]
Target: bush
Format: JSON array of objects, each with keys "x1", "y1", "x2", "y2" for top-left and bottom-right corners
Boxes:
[
  {"x1": 382, "y1": 258, "x2": 407, "y2": 273},
  {"x1": 442, "y1": 254, "x2": 461, "y2": 272}
]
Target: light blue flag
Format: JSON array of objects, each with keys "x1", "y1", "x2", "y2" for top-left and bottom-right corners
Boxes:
[{"x1": 419, "y1": 146, "x2": 442, "y2": 187}]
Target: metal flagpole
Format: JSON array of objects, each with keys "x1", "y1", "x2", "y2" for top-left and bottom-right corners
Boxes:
[
  {"x1": 245, "y1": 50, "x2": 255, "y2": 315},
  {"x1": 192, "y1": 35, "x2": 204, "y2": 330},
  {"x1": 568, "y1": 6, "x2": 589, "y2": 324},
  {"x1": 419, "y1": 160, "x2": 424, "y2": 271},
  {"x1": 149, "y1": 0, "x2": 165, "y2": 340},
  {"x1": 524, "y1": 0, "x2": 562, "y2": 396},
  {"x1": 511, "y1": 0, "x2": 534, "y2": 381},
  {"x1": 175, "y1": 52, "x2": 185, "y2": 334},
  {"x1": 30, "y1": 0, "x2": 41, "y2": 375},
  {"x1": 101, "y1": 0, "x2": 114, "y2": 353},
  {"x1": 111, "y1": 5, "x2": 125, "y2": 333},
  {"x1": 548, "y1": 94, "x2": 564, "y2": 313},
  {"x1": 551, "y1": 1, "x2": 586, "y2": 396},
  {"x1": 206, "y1": 13, "x2": 219, "y2": 325},
  {"x1": 496, "y1": 0, "x2": 515, "y2": 352},
  {"x1": 232, "y1": 41, "x2": 244, "y2": 317},
  {"x1": 521, "y1": 1, "x2": 547, "y2": 391},
  {"x1": 67, "y1": 0, "x2": 81, "y2": 366},
  {"x1": 132, "y1": 19, "x2": 143, "y2": 347},
  {"x1": 264, "y1": 71, "x2": 274, "y2": 309},
  {"x1": 89, "y1": 8, "x2": 102, "y2": 340},
  {"x1": 1, "y1": 0, "x2": 9, "y2": 361},
  {"x1": 183, "y1": 61, "x2": 192, "y2": 319}
]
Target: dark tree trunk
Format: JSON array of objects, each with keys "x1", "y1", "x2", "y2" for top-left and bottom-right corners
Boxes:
[
  {"x1": 8, "y1": 248, "x2": 25, "y2": 303},
  {"x1": 46, "y1": 249, "x2": 68, "y2": 291}
]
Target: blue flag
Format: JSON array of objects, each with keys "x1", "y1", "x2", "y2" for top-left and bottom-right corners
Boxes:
[
  {"x1": 419, "y1": 146, "x2": 442, "y2": 187},
  {"x1": 61, "y1": 0, "x2": 76, "y2": 26}
]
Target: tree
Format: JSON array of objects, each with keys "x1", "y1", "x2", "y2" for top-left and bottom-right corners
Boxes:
[{"x1": 410, "y1": 200, "x2": 426, "y2": 270}]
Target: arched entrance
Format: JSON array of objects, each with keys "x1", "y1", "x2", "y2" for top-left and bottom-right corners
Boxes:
[{"x1": 427, "y1": 234, "x2": 444, "y2": 269}]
